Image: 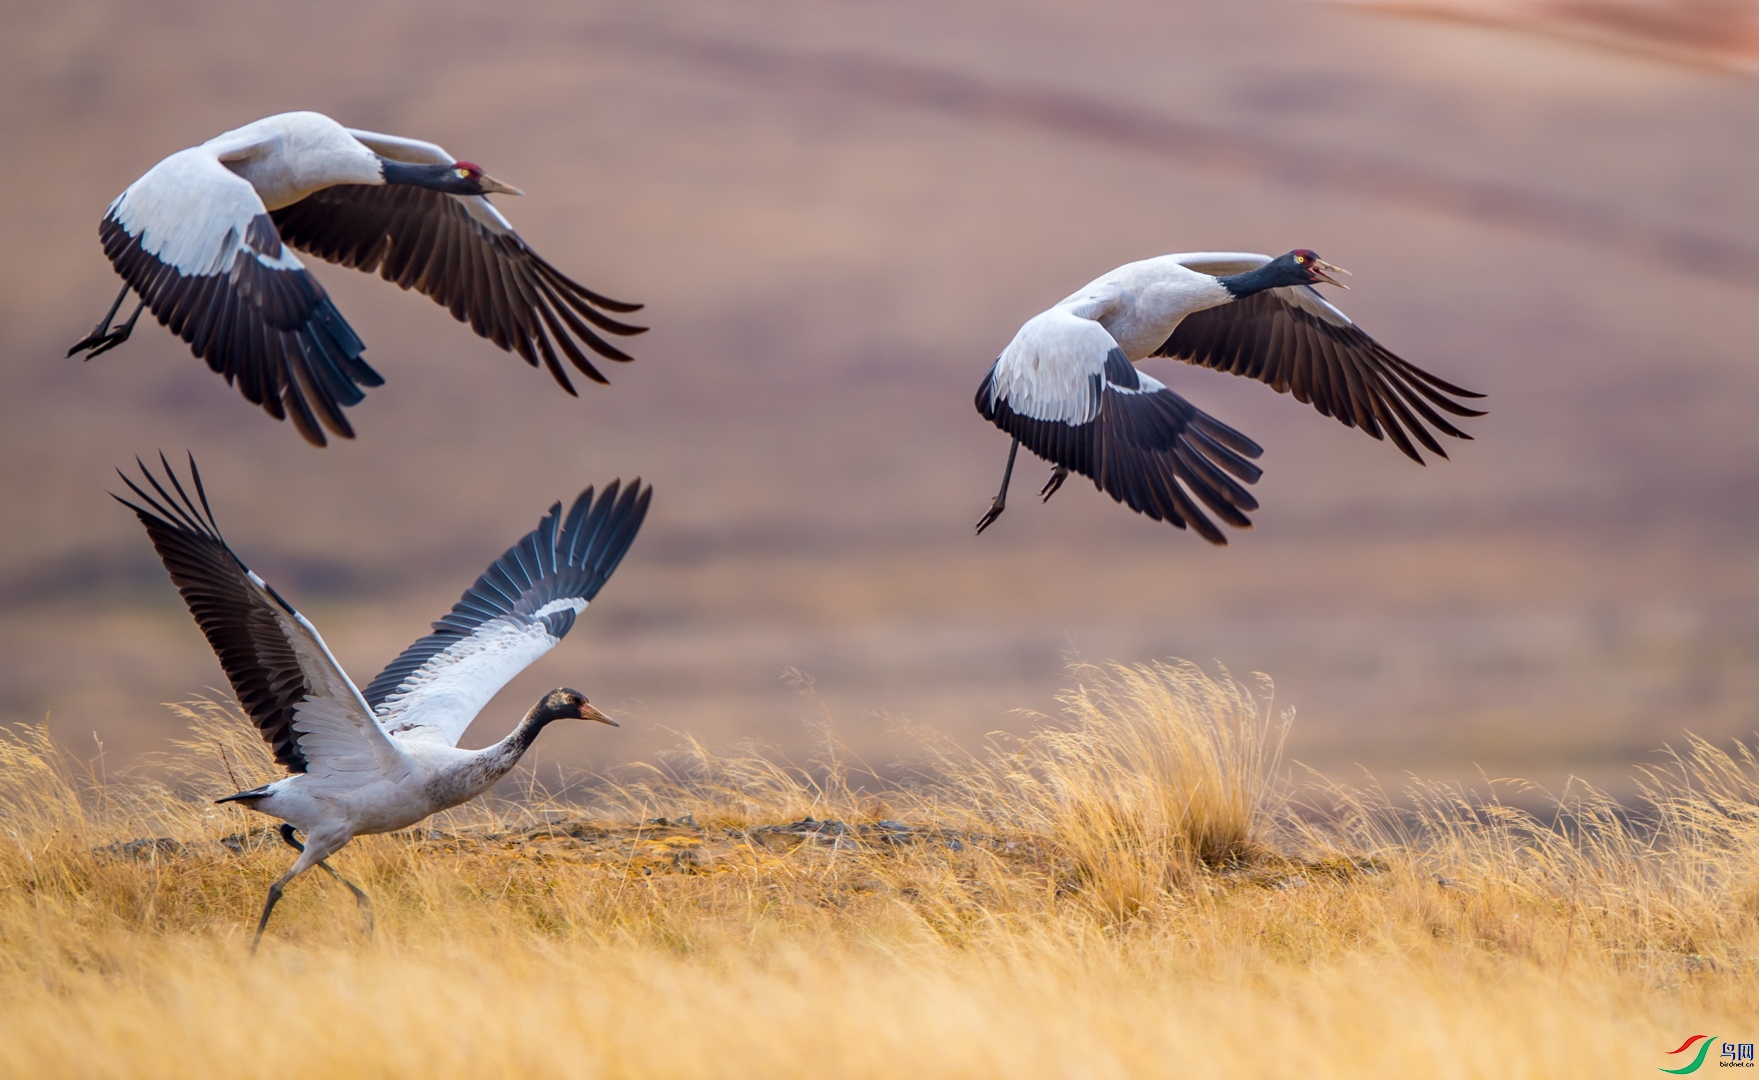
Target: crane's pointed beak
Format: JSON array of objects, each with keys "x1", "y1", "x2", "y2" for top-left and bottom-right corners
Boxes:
[
  {"x1": 579, "y1": 702, "x2": 619, "y2": 727},
  {"x1": 1311, "y1": 260, "x2": 1351, "y2": 289},
  {"x1": 478, "y1": 173, "x2": 523, "y2": 196}
]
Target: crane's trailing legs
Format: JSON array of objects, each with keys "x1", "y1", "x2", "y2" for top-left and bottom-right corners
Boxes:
[
  {"x1": 67, "y1": 283, "x2": 146, "y2": 361},
  {"x1": 250, "y1": 825, "x2": 370, "y2": 955},
  {"x1": 278, "y1": 824, "x2": 374, "y2": 935},
  {"x1": 976, "y1": 436, "x2": 1021, "y2": 535},
  {"x1": 1040, "y1": 465, "x2": 1070, "y2": 502}
]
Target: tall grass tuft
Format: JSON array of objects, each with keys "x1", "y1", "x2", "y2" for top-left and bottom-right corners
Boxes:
[{"x1": 932, "y1": 660, "x2": 1288, "y2": 917}]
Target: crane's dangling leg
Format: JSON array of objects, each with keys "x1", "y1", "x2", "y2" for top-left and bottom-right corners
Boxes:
[
  {"x1": 67, "y1": 284, "x2": 146, "y2": 360},
  {"x1": 279, "y1": 824, "x2": 374, "y2": 938},
  {"x1": 1040, "y1": 465, "x2": 1070, "y2": 502},
  {"x1": 976, "y1": 436, "x2": 1021, "y2": 535}
]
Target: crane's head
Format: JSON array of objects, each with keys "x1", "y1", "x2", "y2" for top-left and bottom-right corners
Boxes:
[
  {"x1": 532, "y1": 687, "x2": 619, "y2": 727},
  {"x1": 1279, "y1": 250, "x2": 1350, "y2": 288},
  {"x1": 1215, "y1": 250, "x2": 1353, "y2": 299},
  {"x1": 445, "y1": 161, "x2": 523, "y2": 196},
  {"x1": 377, "y1": 157, "x2": 524, "y2": 196}
]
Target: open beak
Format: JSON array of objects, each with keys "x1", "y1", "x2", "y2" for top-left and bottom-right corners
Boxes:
[
  {"x1": 578, "y1": 702, "x2": 619, "y2": 727},
  {"x1": 1311, "y1": 260, "x2": 1351, "y2": 289},
  {"x1": 477, "y1": 173, "x2": 524, "y2": 196}
]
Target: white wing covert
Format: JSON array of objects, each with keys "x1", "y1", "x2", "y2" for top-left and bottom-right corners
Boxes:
[{"x1": 981, "y1": 308, "x2": 1118, "y2": 425}]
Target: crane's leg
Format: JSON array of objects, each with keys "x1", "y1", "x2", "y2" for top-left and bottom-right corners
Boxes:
[
  {"x1": 251, "y1": 867, "x2": 300, "y2": 957},
  {"x1": 67, "y1": 284, "x2": 146, "y2": 360},
  {"x1": 250, "y1": 828, "x2": 350, "y2": 955},
  {"x1": 279, "y1": 824, "x2": 374, "y2": 938},
  {"x1": 975, "y1": 436, "x2": 1021, "y2": 535},
  {"x1": 1040, "y1": 465, "x2": 1070, "y2": 502}
]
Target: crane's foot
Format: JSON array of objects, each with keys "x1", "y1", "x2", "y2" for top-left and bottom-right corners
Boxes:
[
  {"x1": 1040, "y1": 466, "x2": 1069, "y2": 502},
  {"x1": 67, "y1": 299, "x2": 145, "y2": 360},
  {"x1": 345, "y1": 884, "x2": 375, "y2": 939},
  {"x1": 250, "y1": 882, "x2": 285, "y2": 957},
  {"x1": 975, "y1": 497, "x2": 1006, "y2": 535}
]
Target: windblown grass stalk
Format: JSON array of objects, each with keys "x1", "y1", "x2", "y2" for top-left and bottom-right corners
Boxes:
[{"x1": 0, "y1": 663, "x2": 1755, "y2": 1077}]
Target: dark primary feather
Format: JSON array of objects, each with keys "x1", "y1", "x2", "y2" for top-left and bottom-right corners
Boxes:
[
  {"x1": 99, "y1": 214, "x2": 381, "y2": 448},
  {"x1": 361, "y1": 478, "x2": 653, "y2": 711},
  {"x1": 112, "y1": 455, "x2": 310, "y2": 773},
  {"x1": 976, "y1": 359, "x2": 1264, "y2": 545},
  {"x1": 271, "y1": 185, "x2": 645, "y2": 394},
  {"x1": 1156, "y1": 289, "x2": 1485, "y2": 464}
]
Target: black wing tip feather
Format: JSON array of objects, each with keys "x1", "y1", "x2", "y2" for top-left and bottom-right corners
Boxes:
[
  {"x1": 1158, "y1": 291, "x2": 1487, "y2": 460},
  {"x1": 113, "y1": 452, "x2": 310, "y2": 774},
  {"x1": 361, "y1": 478, "x2": 653, "y2": 710},
  {"x1": 270, "y1": 186, "x2": 641, "y2": 395},
  {"x1": 112, "y1": 453, "x2": 226, "y2": 545}
]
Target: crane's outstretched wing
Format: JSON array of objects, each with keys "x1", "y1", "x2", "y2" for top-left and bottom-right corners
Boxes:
[
  {"x1": 91, "y1": 149, "x2": 381, "y2": 446},
  {"x1": 362, "y1": 479, "x2": 652, "y2": 747},
  {"x1": 267, "y1": 129, "x2": 645, "y2": 395},
  {"x1": 977, "y1": 308, "x2": 1263, "y2": 544},
  {"x1": 1155, "y1": 253, "x2": 1485, "y2": 464},
  {"x1": 115, "y1": 455, "x2": 407, "y2": 781}
]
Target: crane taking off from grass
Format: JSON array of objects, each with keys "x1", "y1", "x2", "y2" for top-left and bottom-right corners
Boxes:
[
  {"x1": 70, "y1": 111, "x2": 645, "y2": 445},
  {"x1": 973, "y1": 251, "x2": 1484, "y2": 540},
  {"x1": 115, "y1": 455, "x2": 651, "y2": 953}
]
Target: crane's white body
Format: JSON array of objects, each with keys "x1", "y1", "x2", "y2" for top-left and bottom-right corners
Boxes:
[
  {"x1": 985, "y1": 252, "x2": 1353, "y2": 426},
  {"x1": 224, "y1": 565, "x2": 581, "y2": 874},
  {"x1": 80, "y1": 111, "x2": 644, "y2": 447},
  {"x1": 107, "y1": 112, "x2": 510, "y2": 278},
  {"x1": 972, "y1": 248, "x2": 1480, "y2": 540},
  {"x1": 117, "y1": 464, "x2": 650, "y2": 946}
]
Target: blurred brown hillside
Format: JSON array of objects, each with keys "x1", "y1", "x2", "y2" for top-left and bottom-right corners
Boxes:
[{"x1": 2, "y1": 0, "x2": 1756, "y2": 790}]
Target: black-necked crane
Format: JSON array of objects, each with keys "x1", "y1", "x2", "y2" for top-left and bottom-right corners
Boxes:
[
  {"x1": 115, "y1": 455, "x2": 650, "y2": 952},
  {"x1": 973, "y1": 250, "x2": 1484, "y2": 539},
  {"x1": 70, "y1": 111, "x2": 645, "y2": 445}
]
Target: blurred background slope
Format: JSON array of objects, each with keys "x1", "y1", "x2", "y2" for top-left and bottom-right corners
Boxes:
[{"x1": 1, "y1": 0, "x2": 1755, "y2": 789}]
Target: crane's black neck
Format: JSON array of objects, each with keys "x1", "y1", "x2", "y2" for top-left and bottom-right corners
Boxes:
[
  {"x1": 497, "y1": 708, "x2": 563, "y2": 764},
  {"x1": 1215, "y1": 256, "x2": 1308, "y2": 300},
  {"x1": 485, "y1": 694, "x2": 587, "y2": 772}
]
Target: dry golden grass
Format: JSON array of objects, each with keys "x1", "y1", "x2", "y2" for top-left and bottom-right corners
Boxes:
[{"x1": 2, "y1": 661, "x2": 1757, "y2": 1077}]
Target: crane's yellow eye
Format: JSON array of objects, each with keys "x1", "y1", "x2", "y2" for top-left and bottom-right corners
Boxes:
[
  {"x1": 1294, "y1": 254, "x2": 1306, "y2": 263},
  {"x1": 454, "y1": 167, "x2": 470, "y2": 179}
]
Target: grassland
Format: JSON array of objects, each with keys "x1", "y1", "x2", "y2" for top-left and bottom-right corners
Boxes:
[{"x1": 1, "y1": 660, "x2": 1755, "y2": 1077}]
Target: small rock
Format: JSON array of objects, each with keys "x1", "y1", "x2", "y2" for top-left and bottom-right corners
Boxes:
[{"x1": 94, "y1": 837, "x2": 183, "y2": 862}]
